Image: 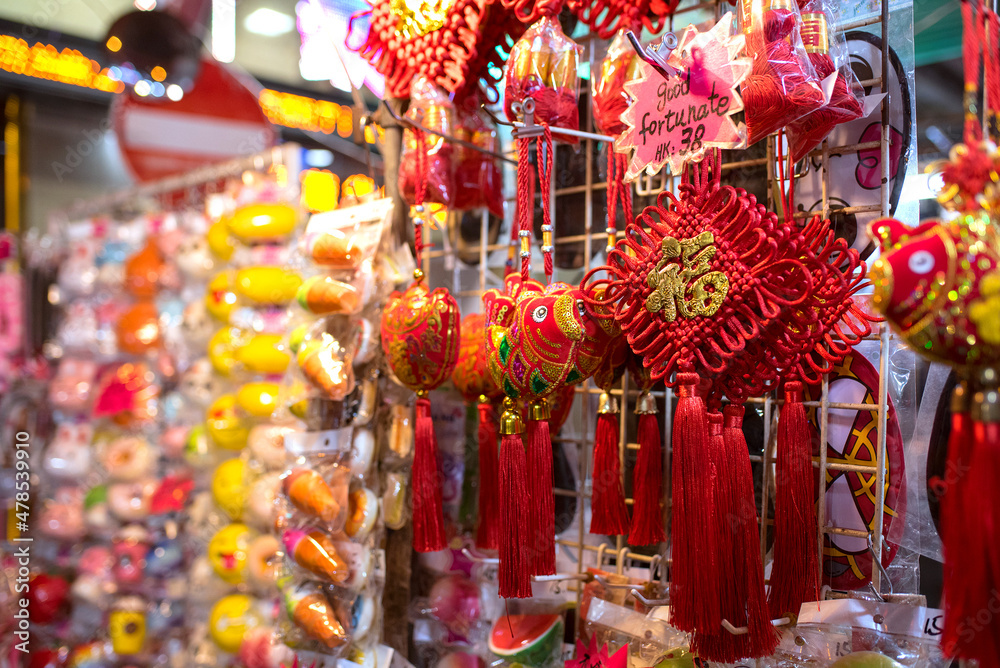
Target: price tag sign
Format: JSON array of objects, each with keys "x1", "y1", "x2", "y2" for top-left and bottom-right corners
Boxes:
[{"x1": 617, "y1": 14, "x2": 750, "y2": 179}]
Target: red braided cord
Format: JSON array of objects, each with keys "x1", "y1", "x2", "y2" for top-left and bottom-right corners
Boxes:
[
  {"x1": 537, "y1": 126, "x2": 555, "y2": 283},
  {"x1": 517, "y1": 135, "x2": 533, "y2": 281},
  {"x1": 988, "y1": 9, "x2": 1000, "y2": 134},
  {"x1": 414, "y1": 130, "x2": 429, "y2": 268},
  {"x1": 962, "y1": 0, "x2": 983, "y2": 145},
  {"x1": 607, "y1": 150, "x2": 618, "y2": 248}
]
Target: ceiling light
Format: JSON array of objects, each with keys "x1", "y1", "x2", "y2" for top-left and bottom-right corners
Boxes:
[
  {"x1": 134, "y1": 0, "x2": 156, "y2": 10},
  {"x1": 245, "y1": 8, "x2": 295, "y2": 37}
]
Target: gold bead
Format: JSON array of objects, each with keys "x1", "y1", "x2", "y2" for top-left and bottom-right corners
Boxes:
[
  {"x1": 597, "y1": 391, "x2": 619, "y2": 415},
  {"x1": 413, "y1": 268, "x2": 424, "y2": 283},
  {"x1": 529, "y1": 399, "x2": 551, "y2": 421}
]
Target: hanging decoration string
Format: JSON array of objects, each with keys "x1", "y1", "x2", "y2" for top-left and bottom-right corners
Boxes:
[
  {"x1": 537, "y1": 126, "x2": 555, "y2": 283},
  {"x1": 413, "y1": 130, "x2": 430, "y2": 271},
  {"x1": 516, "y1": 134, "x2": 534, "y2": 280}
]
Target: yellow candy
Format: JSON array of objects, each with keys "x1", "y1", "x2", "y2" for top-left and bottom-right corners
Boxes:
[
  {"x1": 207, "y1": 219, "x2": 235, "y2": 261},
  {"x1": 208, "y1": 327, "x2": 240, "y2": 376},
  {"x1": 227, "y1": 203, "x2": 297, "y2": 241},
  {"x1": 208, "y1": 524, "x2": 252, "y2": 585},
  {"x1": 205, "y1": 271, "x2": 238, "y2": 322},
  {"x1": 212, "y1": 458, "x2": 247, "y2": 520},
  {"x1": 209, "y1": 594, "x2": 260, "y2": 653},
  {"x1": 236, "y1": 334, "x2": 290, "y2": 375},
  {"x1": 237, "y1": 382, "x2": 280, "y2": 418},
  {"x1": 235, "y1": 266, "x2": 302, "y2": 305},
  {"x1": 207, "y1": 395, "x2": 249, "y2": 450}
]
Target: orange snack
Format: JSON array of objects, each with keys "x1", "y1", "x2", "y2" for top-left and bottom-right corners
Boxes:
[
  {"x1": 307, "y1": 232, "x2": 363, "y2": 270},
  {"x1": 297, "y1": 340, "x2": 353, "y2": 400},
  {"x1": 296, "y1": 276, "x2": 359, "y2": 315},
  {"x1": 282, "y1": 469, "x2": 340, "y2": 526},
  {"x1": 283, "y1": 585, "x2": 346, "y2": 649},
  {"x1": 283, "y1": 529, "x2": 349, "y2": 583},
  {"x1": 116, "y1": 301, "x2": 161, "y2": 354}
]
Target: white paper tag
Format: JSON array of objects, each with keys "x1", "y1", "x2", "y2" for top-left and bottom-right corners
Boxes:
[
  {"x1": 797, "y1": 599, "x2": 944, "y2": 640},
  {"x1": 284, "y1": 427, "x2": 353, "y2": 456}
]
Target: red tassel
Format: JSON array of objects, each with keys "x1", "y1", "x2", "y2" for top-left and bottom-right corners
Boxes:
[
  {"x1": 696, "y1": 405, "x2": 778, "y2": 662},
  {"x1": 944, "y1": 376, "x2": 1000, "y2": 664},
  {"x1": 590, "y1": 395, "x2": 630, "y2": 536},
  {"x1": 498, "y1": 399, "x2": 531, "y2": 598},
  {"x1": 670, "y1": 372, "x2": 721, "y2": 635},
  {"x1": 526, "y1": 400, "x2": 555, "y2": 575},
  {"x1": 768, "y1": 381, "x2": 820, "y2": 619},
  {"x1": 692, "y1": 412, "x2": 738, "y2": 662},
  {"x1": 628, "y1": 396, "x2": 665, "y2": 546},
  {"x1": 940, "y1": 382, "x2": 971, "y2": 655},
  {"x1": 476, "y1": 397, "x2": 500, "y2": 551},
  {"x1": 413, "y1": 395, "x2": 446, "y2": 553}
]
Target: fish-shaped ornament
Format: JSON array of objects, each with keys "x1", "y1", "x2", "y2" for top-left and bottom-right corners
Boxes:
[
  {"x1": 871, "y1": 211, "x2": 1000, "y2": 665},
  {"x1": 482, "y1": 274, "x2": 613, "y2": 597}
]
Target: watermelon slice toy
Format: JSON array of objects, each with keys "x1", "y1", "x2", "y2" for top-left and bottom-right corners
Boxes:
[{"x1": 488, "y1": 614, "x2": 563, "y2": 667}]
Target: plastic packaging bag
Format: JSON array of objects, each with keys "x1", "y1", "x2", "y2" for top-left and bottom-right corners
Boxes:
[
  {"x1": 504, "y1": 16, "x2": 582, "y2": 134},
  {"x1": 453, "y1": 101, "x2": 504, "y2": 218},
  {"x1": 739, "y1": 0, "x2": 826, "y2": 145},
  {"x1": 400, "y1": 75, "x2": 455, "y2": 207},
  {"x1": 785, "y1": 0, "x2": 865, "y2": 160},
  {"x1": 592, "y1": 30, "x2": 642, "y2": 137}
]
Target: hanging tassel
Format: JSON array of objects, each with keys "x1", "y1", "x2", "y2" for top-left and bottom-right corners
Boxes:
[
  {"x1": 526, "y1": 399, "x2": 556, "y2": 575},
  {"x1": 476, "y1": 396, "x2": 500, "y2": 551},
  {"x1": 947, "y1": 370, "x2": 1000, "y2": 664},
  {"x1": 940, "y1": 381, "x2": 971, "y2": 656},
  {"x1": 670, "y1": 372, "x2": 721, "y2": 635},
  {"x1": 628, "y1": 391, "x2": 665, "y2": 546},
  {"x1": 692, "y1": 411, "x2": 739, "y2": 662},
  {"x1": 413, "y1": 393, "x2": 446, "y2": 552},
  {"x1": 498, "y1": 396, "x2": 532, "y2": 598},
  {"x1": 590, "y1": 392, "x2": 630, "y2": 536},
  {"x1": 768, "y1": 380, "x2": 820, "y2": 619},
  {"x1": 697, "y1": 404, "x2": 779, "y2": 662}
]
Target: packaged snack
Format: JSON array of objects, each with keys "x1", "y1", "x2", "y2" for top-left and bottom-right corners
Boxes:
[
  {"x1": 282, "y1": 583, "x2": 348, "y2": 649},
  {"x1": 504, "y1": 16, "x2": 582, "y2": 134},
  {"x1": 400, "y1": 75, "x2": 456, "y2": 207}
]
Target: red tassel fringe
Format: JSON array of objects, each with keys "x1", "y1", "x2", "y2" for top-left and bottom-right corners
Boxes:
[
  {"x1": 590, "y1": 411, "x2": 630, "y2": 536},
  {"x1": 946, "y1": 407, "x2": 1000, "y2": 663},
  {"x1": 695, "y1": 405, "x2": 778, "y2": 662},
  {"x1": 768, "y1": 381, "x2": 820, "y2": 618},
  {"x1": 628, "y1": 411, "x2": 665, "y2": 546},
  {"x1": 670, "y1": 372, "x2": 721, "y2": 635},
  {"x1": 413, "y1": 397, "x2": 447, "y2": 553},
  {"x1": 499, "y1": 433, "x2": 532, "y2": 598},
  {"x1": 476, "y1": 401, "x2": 500, "y2": 551},
  {"x1": 526, "y1": 416, "x2": 556, "y2": 575}
]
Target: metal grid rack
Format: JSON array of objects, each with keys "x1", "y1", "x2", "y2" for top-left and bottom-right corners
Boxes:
[{"x1": 417, "y1": 0, "x2": 901, "y2": 629}]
